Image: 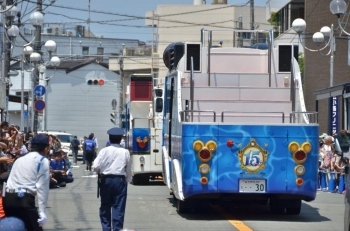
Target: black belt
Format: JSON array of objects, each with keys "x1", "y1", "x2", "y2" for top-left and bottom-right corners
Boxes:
[
  {"x1": 102, "y1": 174, "x2": 125, "y2": 178},
  {"x1": 6, "y1": 188, "x2": 35, "y2": 196}
]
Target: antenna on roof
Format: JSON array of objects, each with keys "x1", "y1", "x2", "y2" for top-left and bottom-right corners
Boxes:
[{"x1": 87, "y1": 0, "x2": 91, "y2": 40}]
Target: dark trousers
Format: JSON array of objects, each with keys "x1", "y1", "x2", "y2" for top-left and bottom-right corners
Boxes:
[
  {"x1": 72, "y1": 149, "x2": 78, "y2": 164},
  {"x1": 82, "y1": 152, "x2": 86, "y2": 164},
  {"x1": 86, "y1": 151, "x2": 94, "y2": 170},
  {"x1": 99, "y1": 177, "x2": 128, "y2": 231},
  {"x1": 3, "y1": 192, "x2": 42, "y2": 231}
]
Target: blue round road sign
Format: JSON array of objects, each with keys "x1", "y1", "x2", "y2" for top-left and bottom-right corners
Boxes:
[
  {"x1": 34, "y1": 100, "x2": 45, "y2": 111},
  {"x1": 34, "y1": 85, "x2": 46, "y2": 97}
]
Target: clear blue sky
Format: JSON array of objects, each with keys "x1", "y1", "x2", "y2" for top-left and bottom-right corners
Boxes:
[{"x1": 22, "y1": 0, "x2": 266, "y2": 43}]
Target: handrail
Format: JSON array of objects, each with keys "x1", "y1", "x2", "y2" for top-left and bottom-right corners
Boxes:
[
  {"x1": 201, "y1": 28, "x2": 266, "y2": 33},
  {"x1": 180, "y1": 110, "x2": 216, "y2": 122},
  {"x1": 221, "y1": 111, "x2": 285, "y2": 123},
  {"x1": 290, "y1": 111, "x2": 318, "y2": 124},
  {"x1": 207, "y1": 31, "x2": 212, "y2": 86},
  {"x1": 130, "y1": 117, "x2": 152, "y2": 129}
]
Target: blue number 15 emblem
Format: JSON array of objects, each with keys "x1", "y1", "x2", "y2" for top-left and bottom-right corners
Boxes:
[{"x1": 243, "y1": 150, "x2": 261, "y2": 166}]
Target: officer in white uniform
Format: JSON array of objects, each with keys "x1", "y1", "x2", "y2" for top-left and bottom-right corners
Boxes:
[
  {"x1": 3, "y1": 134, "x2": 50, "y2": 231},
  {"x1": 92, "y1": 127, "x2": 132, "y2": 231}
]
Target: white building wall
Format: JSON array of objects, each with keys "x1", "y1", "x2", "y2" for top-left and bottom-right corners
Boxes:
[
  {"x1": 146, "y1": 4, "x2": 272, "y2": 81},
  {"x1": 7, "y1": 70, "x2": 32, "y2": 128},
  {"x1": 9, "y1": 28, "x2": 140, "y2": 62},
  {"x1": 43, "y1": 63, "x2": 121, "y2": 148}
]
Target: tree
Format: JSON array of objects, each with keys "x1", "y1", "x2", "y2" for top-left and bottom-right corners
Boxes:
[
  {"x1": 268, "y1": 12, "x2": 280, "y2": 37},
  {"x1": 298, "y1": 52, "x2": 305, "y2": 92}
]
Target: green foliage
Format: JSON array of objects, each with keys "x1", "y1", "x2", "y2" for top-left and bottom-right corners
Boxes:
[
  {"x1": 268, "y1": 12, "x2": 280, "y2": 30},
  {"x1": 298, "y1": 52, "x2": 304, "y2": 74}
]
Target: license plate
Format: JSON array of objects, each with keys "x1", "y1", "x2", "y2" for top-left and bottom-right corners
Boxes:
[{"x1": 239, "y1": 179, "x2": 266, "y2": 193}]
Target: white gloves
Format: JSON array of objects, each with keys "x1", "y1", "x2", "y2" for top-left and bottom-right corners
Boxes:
[{"x1": 37, "y1": 211, "x2": 47, "y2": 226}]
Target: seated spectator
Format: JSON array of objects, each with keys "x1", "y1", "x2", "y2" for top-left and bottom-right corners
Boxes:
[
  {"x1": 61, "y1": 151, "x2": 73, "y2": 178},
  {"x1": 50, "y1": 150, "x2": 73, "y2": 185},
  {"x1": 47, "y1": 153, "x2": 59, "y2": 189}
]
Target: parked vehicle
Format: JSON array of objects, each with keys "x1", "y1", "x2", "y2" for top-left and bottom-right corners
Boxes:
[
  {"x1": 123, "y1": 74, "x2": 163, "y2": 185},
  {"x1": 37, "y1": 131, "x2": 83, "y2": 159}
]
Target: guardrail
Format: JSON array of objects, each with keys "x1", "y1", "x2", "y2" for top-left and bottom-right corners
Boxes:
[
  {"x1": 180, "y1": 110, "x2": 216, "y2": 122},
  {"x1": 221, "y1": 111, "x2": 285, "y2": 123},
  {"x1": 289, "y1": 111, "x2": 318, "y2": 124}
]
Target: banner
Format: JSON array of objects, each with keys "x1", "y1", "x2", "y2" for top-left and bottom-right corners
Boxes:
[{"x1": 328, "y1": 97, "x2": 339, "y2": 135}]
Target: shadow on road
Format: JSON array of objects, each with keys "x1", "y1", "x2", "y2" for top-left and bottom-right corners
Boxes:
[
  {"x1": 167, "y1": 197, "x2": 330, "y2": 223},
  {"x1": 132, "y1": 179, "x2": 165, "y2": 186}
]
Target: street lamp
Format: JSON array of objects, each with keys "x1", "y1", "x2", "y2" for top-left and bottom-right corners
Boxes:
[
  {"x1": 292, "y1": 18, "x2": 335, "y2": 87},
  {"x1": 292, "y1": 18, "x2": 337, "y2": 134},
  {"x1": 329, "y1": 0, "x2": 350, "y2": 36},
  {"x1": 20, "y1": 46, "x2": 33, "y2": 131},
  {"x1": 40, "y1": 41, "x2": 60, "y2": 131}
]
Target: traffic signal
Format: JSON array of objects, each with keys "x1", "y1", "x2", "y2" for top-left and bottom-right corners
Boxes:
[
  {"x1": 87, "y1": 79, "x2": 105, "y2": 85},
  {"x1": 110, "y1": 112, "x2": 117, "y2": 125}
]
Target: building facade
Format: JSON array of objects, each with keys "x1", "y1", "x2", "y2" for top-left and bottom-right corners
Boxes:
[
  {"x1": 6, "y1": 24, "x2": 150, "y2": 132},
  {"x1": 303, "y1": 1, "x2": 350, "y2": 133},
  {"x1": 145, "y1": 1, "x2": 273, "y2": 82}
]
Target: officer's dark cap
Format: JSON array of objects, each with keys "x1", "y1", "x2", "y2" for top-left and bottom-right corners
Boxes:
[
  {"x1": 107, "y1": 127, "x2": 124, "y2": 136},
  {"x1": 31, "y1": 134, "x2": 49, "y2": 146}
]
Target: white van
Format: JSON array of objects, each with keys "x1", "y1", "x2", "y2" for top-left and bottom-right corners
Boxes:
[
  {"x1": 37, "y1": 131, "x2": 84, "y2": 160},
  {"x1": 37, "y1": 131, "x2": 74, "y2": 154}
]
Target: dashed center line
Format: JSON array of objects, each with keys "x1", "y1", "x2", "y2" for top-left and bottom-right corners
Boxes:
[{"x1": 211, "y1": 204, "x2": 253, "y2": 231}]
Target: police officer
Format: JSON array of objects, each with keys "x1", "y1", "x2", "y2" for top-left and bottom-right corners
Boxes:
[
  {"x1": 92, "y1": 127, "x2": 132, "y2": 231},
  {"x1": 3, "y1": 134, "x2": 50, "y2": 231}
]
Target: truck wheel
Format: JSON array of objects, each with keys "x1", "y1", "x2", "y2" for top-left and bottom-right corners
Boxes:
[
  {"x1": 286, "y1": 200, "x2": 301, "y2": 215},
  {"x1": 132, "y1": 175, "x2": 140, "y2": 185},
  {"x1": 270, "y1": 199, "x2": 285, "y2": 214},
  {"x1": 177, "y1": 199, "x2": 190, "y2": 214}
]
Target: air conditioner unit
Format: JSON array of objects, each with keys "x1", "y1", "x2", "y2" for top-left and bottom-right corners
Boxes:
[
  {"x1": 66, "y1": 30, "x2": 77, "y2": 37},
  {"x1": 49, "y1": 27, "x2": 63, "y2": 36}
]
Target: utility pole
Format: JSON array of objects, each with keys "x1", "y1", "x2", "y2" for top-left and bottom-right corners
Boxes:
[
  {"x1": 32, "y1": 0, "x2": 43, "y2": 132},
  {"x1": 3, "y1": 0, "x2": 15, "y2": 122},
  {"x1": 118, "y1": 44, "x2": 125, "y2": 127},
  {"x1": 250, "y1": 0, "x2": 256, "y2": 45},
  {"x1": 238, "y1": 16, "x2": 243, "y2": 47}
]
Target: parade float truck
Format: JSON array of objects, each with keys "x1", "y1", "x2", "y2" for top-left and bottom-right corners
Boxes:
[
  {"x1": 160, "y1": 29, "x2": 319, "y2": 214},
  {"x1": 124, "y1": 74, "x2": 163, "y2": 185}
]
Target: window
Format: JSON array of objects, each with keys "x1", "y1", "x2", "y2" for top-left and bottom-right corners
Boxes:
[
  {"x1": 97, "y1": 47, "x2": 104, "y2": 55},
  {"x1": 56, "y1": 135, "x2": 74, "y2": 143},
  {"x1": 82, "y1": 46, "x2": 89, "y2": 55},
  {"x1": 242, "y1": 32, "x2": 251, "y2": 39}
]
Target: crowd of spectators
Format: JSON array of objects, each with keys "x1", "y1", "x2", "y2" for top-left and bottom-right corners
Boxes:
[
  {"x1": 0, "y1": 121, "x2": 74, "y2": 190},
  {"x1": 318, "y1": 130, "x2": 350, "y2": 194}
]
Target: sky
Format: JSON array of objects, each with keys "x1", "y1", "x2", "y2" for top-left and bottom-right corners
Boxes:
[{"x1": 20, "y1": 0, "x2": 267, "y2": 43}]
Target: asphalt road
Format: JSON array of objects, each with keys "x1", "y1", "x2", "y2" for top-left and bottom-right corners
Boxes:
[{"x1": 43, "y1": 162, "x2": 345, "y2": 231}]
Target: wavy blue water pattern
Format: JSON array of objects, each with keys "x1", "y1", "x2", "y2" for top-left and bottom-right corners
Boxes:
[{"x1": 180, "y1": 124, "x2": 319, "y2": 200}]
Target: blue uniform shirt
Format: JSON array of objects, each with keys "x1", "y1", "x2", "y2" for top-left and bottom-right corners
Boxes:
[
  {"x1": 84, "y1": 139, "x2": 96, "y2": 152},
  {"x1": 50, "y1": 159, "x2": 64, "y2": 170}
]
